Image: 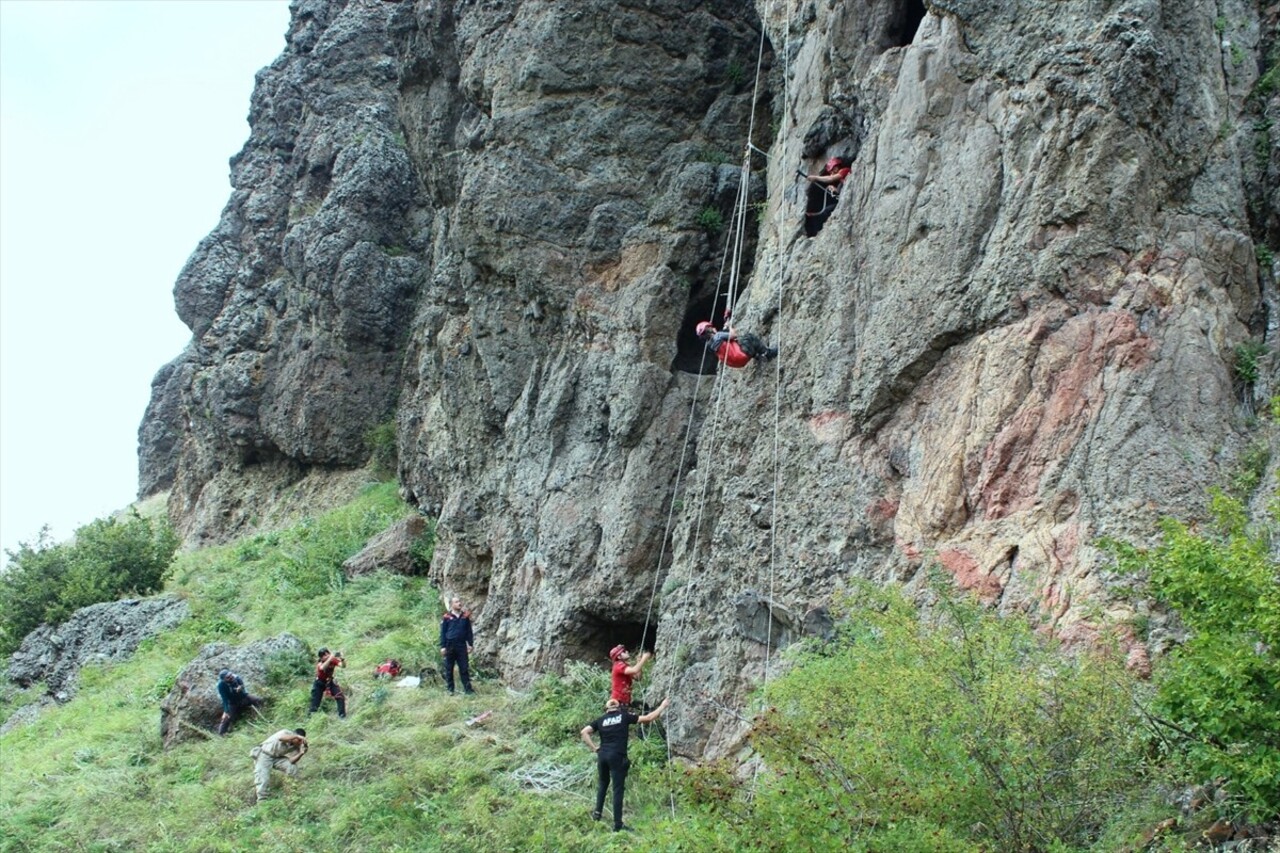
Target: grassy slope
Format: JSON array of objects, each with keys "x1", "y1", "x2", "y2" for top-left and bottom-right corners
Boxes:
[{"x1": 0, "y1": 484, "x2": 682, "y2": 853}]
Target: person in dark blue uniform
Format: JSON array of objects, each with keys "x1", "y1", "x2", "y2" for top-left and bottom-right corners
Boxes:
[
  {"x1": 580, "y1": 696, "x2": 670, "y2": 832},
  {"x1": 216, "y1": 669, "x2": 263, "y2": 735},
  {"x1": 439, "y1": 597, "x2": 476, "y2": 694}
]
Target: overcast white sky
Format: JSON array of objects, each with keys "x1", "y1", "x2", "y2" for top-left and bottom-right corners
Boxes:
[{"x1": 0, "y1": 0, "x2": 292, "y2": 561}]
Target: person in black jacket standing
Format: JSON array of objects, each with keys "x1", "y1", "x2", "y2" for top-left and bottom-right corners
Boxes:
[
  {"x1": 439, "y1": 597, "x2": 475, "y2": 695},
  {"x1": 580, "y1": 696, "x2": 670, "y2": 832}
]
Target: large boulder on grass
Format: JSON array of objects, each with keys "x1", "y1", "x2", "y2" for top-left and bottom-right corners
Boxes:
[
  {"x1": 7, "y1": 596, "x2": 190, "y2": 702},
  {"x1": 342, "y1": 515, "x2": 427, "y2": 578},
  {"x1": 159, "y1": 633, "x2": 309, "y2": 749}
]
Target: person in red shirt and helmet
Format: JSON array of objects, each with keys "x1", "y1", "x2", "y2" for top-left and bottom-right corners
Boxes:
[
  {"x1": 609, "y1": 644, "x2": 652, "y2": 710},
  {"x1": 802, "y1": 154, "x2": 852, "y2": 236},
  {"x1": 696, "y1": 321, "x2": 778, "y2": 368}
]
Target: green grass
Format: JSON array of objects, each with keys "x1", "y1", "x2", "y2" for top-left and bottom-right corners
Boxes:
[
  {"x1": 5, "y1": 481, "x2": 1269, "y2": 850},
  {"x1": 0, "y1": 485, "x2": 673, "y2": 852}
]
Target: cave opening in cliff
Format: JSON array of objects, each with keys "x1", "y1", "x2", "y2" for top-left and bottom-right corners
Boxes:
[
  {"x1": 886, "y1": 0, "x2": 927, "y2": 48},
  {"x1": 560, "y1": 611, "x2": 655, "y2": 668},
  {"x1": 673, "y1": 292, "x2": 725, "y2": 375}
]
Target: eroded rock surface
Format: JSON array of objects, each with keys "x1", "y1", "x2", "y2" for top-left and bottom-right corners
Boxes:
[
  {"x1": 7, "y1": 597, "x2": 190, "y2": 702},
  {"x1": 140, "y1": 0, "x2": 1279, "y2": 756}
]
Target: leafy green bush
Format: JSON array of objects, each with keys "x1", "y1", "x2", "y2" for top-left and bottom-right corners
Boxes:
[
  {"x1": 1257, "y1": 242, "x2": 1275, "y2": 269},
  {"x1": 1256, "y1": 54, "x2": 1278, "y2": 97},
  {"x1": 1106, "y1": 491, "x2": 1280, "y2": 821},
  {"x1": 0, "y1": 512, "x2": 179, "y2": 654},
  {"x1": 520, "y1": 660, "x2": 612, "y2": 747},
  {"x1": 264, "y1": 647, "x2": 313, "y2": 689},
  {"x1": 697, "y1": 147, "x2": 731, "y2": 166},
  {"x1": 410, "y1": 521, "x2": 436, "y2": 574},
  {"x1": 672, "y1": 582, "x2": 1157, "y2": 852},
  {"x1": 1228, "y1": 438, "x2": 1272, "y2": 499},
  {"x1": 696, "y1": 207, "x2": 724, "y2": 234},
  {"x1": 1233, "y1": 339, "x2": 1270, "y2": 385},
  {"x1": 0, "y1": 528, "x2": 67, "y2": 653}
]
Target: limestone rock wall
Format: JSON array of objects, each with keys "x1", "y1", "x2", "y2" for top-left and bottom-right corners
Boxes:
[
  {"x1": 139, "y1": 0, "x2": 1279, "y2": 756},
  {"x1": 659, "y1": 0, "x2": 1280, "y2": 754}
]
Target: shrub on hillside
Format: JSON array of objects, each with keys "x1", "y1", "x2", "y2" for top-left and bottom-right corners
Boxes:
[
  {"x1": 364, "y1": 420, "x2": 398, "y2": 481},
  {"x1": 676, "y1": 581, "x2": 1158, "y2": 852},
  {"x1": 0, "y1": 512, "x2": 179, "y2": 655},
  {"x1": 1106, "y1": 490, "x2": 1280, "y2": 821},
  {"x1": 520, "y1": 660, "x2": 613, "y2": 747}
]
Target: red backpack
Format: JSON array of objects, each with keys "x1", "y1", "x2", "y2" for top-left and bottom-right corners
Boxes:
[{"x1": 374, "y1": 659, "x2": 402, "y2": 678}]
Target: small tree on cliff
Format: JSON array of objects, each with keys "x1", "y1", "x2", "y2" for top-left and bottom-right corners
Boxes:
[{"x1": 1106, "y1": 490, "x2": 1280, "y2": 821}]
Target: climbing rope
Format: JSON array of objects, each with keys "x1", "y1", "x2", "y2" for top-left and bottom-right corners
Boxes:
[
  {"x1": 760, "y1": 0, "x2": 793, "y2": 715},
  {"x1": 631, "y1": 0, "x2": 793, "y2": 817}
]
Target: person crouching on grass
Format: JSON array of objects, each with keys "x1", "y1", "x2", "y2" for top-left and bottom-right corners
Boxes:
[{"x1": 251, "y1": 728, "x2": 307, "y2": 803}]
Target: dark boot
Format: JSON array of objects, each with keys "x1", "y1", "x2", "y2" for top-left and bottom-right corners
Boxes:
[{"x1": 336, "y1": 697, "x2": 347, "y2": 718}]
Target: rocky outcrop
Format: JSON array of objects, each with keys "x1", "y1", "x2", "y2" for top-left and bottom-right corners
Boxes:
[
  {"x1": 140, "y1": 0, "x2": 1279, "y2": 756},
  {"x1": 342, "y1": 514, "x2": 427, "y2": 577},
  {"x1": 6, "y1": 596, "x2": 190, "y2": 702},
  {"x1": 158, "y1": 633, "x2": 308, "y2": 749},
  {"x1": 137, "y1": 359, "x2": 185, "y2": 497}
]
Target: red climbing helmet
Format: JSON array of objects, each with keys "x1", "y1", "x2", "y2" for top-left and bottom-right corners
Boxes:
[
  {"x1": 825, "y1": 156, "x2": 847, "y2": 171},
  {"x1": 695, "y1": 321, "x2": 714, "y2": 336},
  {"x1": 609, "y1": 644, "x2": 627, "y2": 661}
]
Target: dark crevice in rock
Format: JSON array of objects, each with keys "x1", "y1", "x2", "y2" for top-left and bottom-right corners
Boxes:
[
  {"x1": 560, "y1": 611, "x2": 655, "y2": 668},
  {"x1": 886, "y1": 0, "x2": 927, "y2": 49},
  {"x1": 673, "y1": 292, "x2": 724, "y2": 374},
  {"x1": 861, "y1": 325, "x2": 978, "y2": 433}
]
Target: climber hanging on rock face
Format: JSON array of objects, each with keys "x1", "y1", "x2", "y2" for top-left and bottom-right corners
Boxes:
[
  {"x1": 801, "y1": 155, "x2": 851, "y2": 236},
  {"x1": 696, "y1": 321, "x2": 778, "y2": 368}
]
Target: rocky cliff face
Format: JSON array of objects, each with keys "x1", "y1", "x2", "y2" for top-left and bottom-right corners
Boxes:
[{"x1": 140, "y1": 0, "x2": 1279, "y2": 756}]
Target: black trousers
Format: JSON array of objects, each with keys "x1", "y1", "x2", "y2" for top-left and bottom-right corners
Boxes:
[
  {"x1": 736, "y1": 332, "x2": 772, "y2": 360},
  {"x1": 217, "y1": 695, "x2": 262, "y2": 735},
  {"x1": 595, "y1": 752, "x2": 630, "y2": 829},
  {"x1": 308, "y1": 678, "x2": 347, "y2": 717},
  {"x1": 804, "y1": 184, "x2": 839, "y2": 236},
  {"x1": 443, "y1": 645, "x2": 473, "y2": 693}
]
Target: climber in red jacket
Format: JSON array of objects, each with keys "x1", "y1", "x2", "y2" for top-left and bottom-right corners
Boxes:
[{"x1": 696, "y1": 321, "x2": 778, "y2": 368}]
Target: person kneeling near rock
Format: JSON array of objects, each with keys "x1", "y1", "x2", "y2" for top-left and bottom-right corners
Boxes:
[
  {"x1": 216, "y1": 669, "x2": 264, "y2": 736},
  {"x1": 696, "y1": 321, "x2": 778, "y2": 368},
  {"x1": 252, "y1": 728, "x2": 308, "y2": 803}
]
